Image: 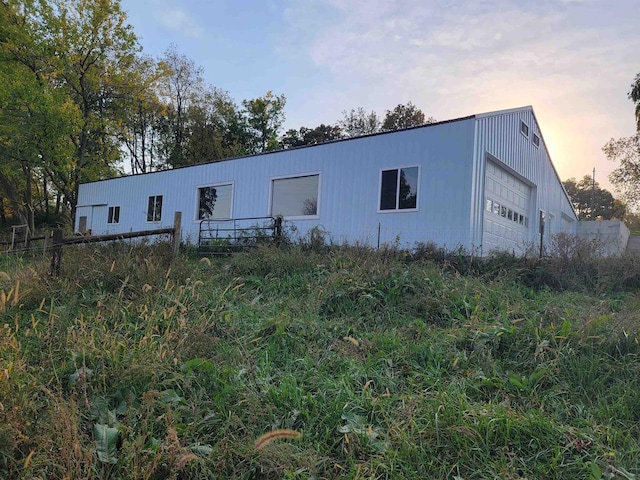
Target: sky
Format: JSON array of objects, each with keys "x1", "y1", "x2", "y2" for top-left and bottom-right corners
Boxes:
[{"x1": 120, "y1": 0, "x2": 638, "y2": 193}]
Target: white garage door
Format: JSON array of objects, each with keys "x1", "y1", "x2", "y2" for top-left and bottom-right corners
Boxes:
[{"x1": 482, "y1": 161, "x2": 531, "y2": 254}]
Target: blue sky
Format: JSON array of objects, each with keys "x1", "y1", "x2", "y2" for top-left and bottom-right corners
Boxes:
[{"x1": 121, "y1": 0, "x2": 638, "y2": 192}]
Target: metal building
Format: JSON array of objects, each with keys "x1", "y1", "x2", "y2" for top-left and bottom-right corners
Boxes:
[{"x1": 75, "y1": 106, "x2": 577, "y2": 255}]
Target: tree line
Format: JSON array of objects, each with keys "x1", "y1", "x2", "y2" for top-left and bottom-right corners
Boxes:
[{"x1": 0, "y1": 0, "x2": 433, "y2": 233}]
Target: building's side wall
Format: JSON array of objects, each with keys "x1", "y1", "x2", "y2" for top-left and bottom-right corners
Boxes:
[
  {"x1": 76, "y1": 118, "x2": 477, "y2": 249},
  {"x1": 472, "y1": 108, "x2": 578, "y2": 255}
]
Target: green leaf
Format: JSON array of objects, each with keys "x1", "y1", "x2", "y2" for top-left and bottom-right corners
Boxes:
[
  {"x1": 93, "y1": 423, "x2": 119, "y2": 464},
  {"x1": 160, "y1": 389, "x2": 185, "y2": 404},
  {"x1": 190, "y1": 444, "x2": 213, "y2": 456}
]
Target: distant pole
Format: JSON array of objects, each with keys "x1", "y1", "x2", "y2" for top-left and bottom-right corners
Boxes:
[{"x1": 591, "y1": 167, "x2": 596, "y2": 220}]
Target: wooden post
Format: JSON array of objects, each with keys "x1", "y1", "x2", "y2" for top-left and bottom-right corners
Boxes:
[
  {"x1": 171, "y1": 211, "x2": 181, "y2": 259},
  {"x1": 50, "y1": 229, "x2": 63, "y2": 276},
  {"x1": 273, "y1": 216, "x2": 283, "y2": 242}
]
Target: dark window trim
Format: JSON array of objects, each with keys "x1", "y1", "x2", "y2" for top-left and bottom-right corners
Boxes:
[{"x1": 378, "y1": 165, "x2": 420, "y2": 213}]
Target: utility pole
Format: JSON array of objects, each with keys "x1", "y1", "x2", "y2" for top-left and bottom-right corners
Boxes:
[{"x1": 591, "y1": 167, "x2": 596, "y2": 220}]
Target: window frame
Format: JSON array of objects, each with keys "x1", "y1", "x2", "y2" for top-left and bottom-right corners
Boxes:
[
  {"x1": 520, "y1": 120, "x2": 529, "y2": 139},
  {"x1": 194, "y1": 181, "x2": 234, "y2": 222},
  {"x1": 268, "y1": 171, "x2": 321, "y2": 220},
  {"x1": 107, "y1": 205, "x2": 120, "y2": 224},
  {"x1": 532, "y1": 133, "x2": 540, "y2": 148},
  {"x1": 146, "y1": 195, "x2": 163, "y2": 223},
  {"x1": 377, "y1": 165, "x2": 420, "y2": 213}
]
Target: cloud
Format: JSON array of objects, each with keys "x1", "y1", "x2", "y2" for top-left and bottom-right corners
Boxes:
[
  {"x1": 153, "y1": 1, "x2": 205, "y2": 39},
  {"x1": 279, "y1": 0, "x2": 638, "y2": 185}
]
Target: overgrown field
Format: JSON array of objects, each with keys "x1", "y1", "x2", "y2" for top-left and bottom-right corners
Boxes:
[{"x1": 1, "y1": 243, "x2": 639, "y2": 479}]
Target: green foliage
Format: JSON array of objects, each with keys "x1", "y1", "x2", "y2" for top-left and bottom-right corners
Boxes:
[
  {"x1": 381, "y1": 101, "x2": 435, "y2": 131},
  {"x1": 1, "y1": 243, "x2": 640, "y2": 478},
  {"x1": 605, "y1": 134, "x2": 640, "y2": 209},
  {"x1": 563, "y1": 175, "x2": 625, "y2": 220},
  {"x1": 280, "y1": 124, "x2": 343, "y2": 149},
  {"x1": 242, "y1": 90, "x2": 286, "y2": 153},
  {"x1": 339, "y1": 107, "x2": 381, "y2": 137}
]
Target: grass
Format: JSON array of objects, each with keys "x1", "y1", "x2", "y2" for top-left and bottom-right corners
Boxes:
[{"x1": 0, "y1": 241, "x2": 639, "y2": 479}]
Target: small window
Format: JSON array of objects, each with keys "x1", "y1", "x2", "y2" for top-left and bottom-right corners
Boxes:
[
  {"x1": 518, "y1": 214, "x2": 524, "y2": 225},
  {"x1": 520, "y1": 121, "x2": 529, "y2": 138},
  {"x1": 198, "y1": 184, "x2": 233, "y2": 220},
  {"x1": 380, "y1": 166, "x2": 419, "y2": 211},
  {"x1": 508, "y1": 209, "x2": 513, "y2": 221},
  {"x1": 501, "y1": 206, "x2": 507, "y2": 218},
  {"x1": 485, "y1": 198, "x2": 493, "y2": 212},
  {"x1": 271, "y1": 174, "x2": 319, "y2": 217},
  {"x1": 532, "y1": 133, "x2": 540, "y2": 148},
  {"x1": 108, "y1": 206, "x2": 120, "y2": 224},
  {"x1": 147, "y1": 195, "x2": 163, "y2": 222},
  {"x1": 492, "y1": 202, "x2": 500, "y2": 215}
]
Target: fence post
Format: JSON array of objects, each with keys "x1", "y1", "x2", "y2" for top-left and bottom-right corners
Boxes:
[
  {"x1": 50, "y1": 229, "x2": 63, "y2": 276},
  {"x1": 171, "y1": 211, "x2": 182, "y2": 259},
  {"x1": 274, "y1": 215, "x2": 283, "y2": 240}
]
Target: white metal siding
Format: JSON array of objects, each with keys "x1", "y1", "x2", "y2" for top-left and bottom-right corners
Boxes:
[
  {"x1": 77, "y1": 118, "x2": 477, "y2": 249},
  {"x1": 472, "y1": 107, "x2": 577, "y2": 254}
]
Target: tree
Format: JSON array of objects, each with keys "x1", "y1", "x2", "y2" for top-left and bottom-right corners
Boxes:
[
  {"x1": 339, "y1": 107, "x2": 380, "y2": 137},
  {"x1": 117, "y1": 55, "x2": 165, "y2": 174},
  {"x1": 242, "y1": 91, "x2": 286, "y2": 153},
  {"x1": 0, "y1": 0, "x2": 78, "y2": 231},
  {"x1": 562, "y1": 176, "x2": 623, "y2": 220},
  {"x1": 156, "y1": 46, "x2": 206, "y2": 167},
  {"x1": 631, "y1": 72, "x2": 640, "y2": 131},
  {"x1": 605, "y1": 134, "x2": 640, "y2": 208},
  {"x1": 381, "y1": 102, "x2": 435, "y2": 131},
  {"x1": 37, "y1": 0, "x2": 143, "y2": 220},
  {"x1": 605, "y1": 73, "x2": 640, "y2": 208},
  {"x1": 280, "y1": 124, "x2": 342, "y2": 149},
  {"x1": 184, "y1": 87, "x2": 252, "y2": 163}
]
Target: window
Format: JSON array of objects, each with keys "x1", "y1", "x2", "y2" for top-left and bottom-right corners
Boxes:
[
  {"x1": 532, "y1": 133, "x2": 540, "y2": 148},
  {"x1": 108, "y1": 206, "x2": 120, "y2": 224},
  {"x1": 492, "y1": 202, "x2": 500, "y2": 215},
  {"x1": 271, "y1": 174, "x2": 319, "y2": 217},
  {"x1": 147, "y1": 195, "x2": 163, "y2": 222},
  {"x1": 485, "y1": 198, "x2": 493, "y2": 212},
  {"x1": 379, "y1": 166, "x2": 418, "y2": 211},
  {"x1": 520, "y1": 120, "x2": 529, "y2": 138},
  {"x1": 198, "y1": 184, "x2": 232, "y2": 220}
]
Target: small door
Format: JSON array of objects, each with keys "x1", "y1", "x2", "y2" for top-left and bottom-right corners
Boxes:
[{"x1": 78, "y1": 216, "x2": 87, "y2": 233}]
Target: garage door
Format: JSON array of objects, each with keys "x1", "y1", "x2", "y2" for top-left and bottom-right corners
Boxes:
[{"x1": 482, "y1": 161, "x2": 531, "y2": 254}]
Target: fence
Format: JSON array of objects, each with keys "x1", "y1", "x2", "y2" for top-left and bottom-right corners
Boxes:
[
  {"x1": 198, "y1": 216, "x2": 283, "y2": 255},
  {"x1": 49, "y1": 212, "x2": 182, "y2": 276}
]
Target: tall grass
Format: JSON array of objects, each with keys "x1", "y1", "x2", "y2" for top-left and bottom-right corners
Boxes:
[{"x1": 0, "y1": 241, "x2": 639, "y2": 478}]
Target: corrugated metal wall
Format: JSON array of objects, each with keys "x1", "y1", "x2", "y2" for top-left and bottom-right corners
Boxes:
[
  {"x1": 76, "y1": 107, "x2": 575, "y2": 254},
  {"x1": 472, "y1": 108, "x2": 577, "y2": 254},
  {"x1": 77, "y1": 118, "x2": 477, "y2": 250}
]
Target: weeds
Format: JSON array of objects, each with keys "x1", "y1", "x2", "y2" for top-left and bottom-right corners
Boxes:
[{"x1": 0, "y1": 243, "x2": 639, "y2": 478}]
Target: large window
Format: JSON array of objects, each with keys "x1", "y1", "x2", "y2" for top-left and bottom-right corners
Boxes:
[
  {"x1": 271, "y1": 174, "x2": 319, "y2": 217},
  {"x1": 108, "y1": 206, "x2": 120, "y2": 224},
  {"x1": 147, "y1": 195, "x2": 163, "y2": 222},
  {"x1": 379, "y1": 166, "x2": 418, "y2": 211},
  {"x1": 198, "y1": 184, "x2": 233, "y2": 220}
]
